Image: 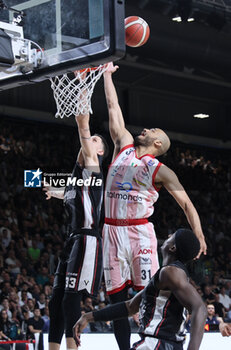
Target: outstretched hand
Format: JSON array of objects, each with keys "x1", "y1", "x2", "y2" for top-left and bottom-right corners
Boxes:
[
  {"x1": 219, "y1": 322, "x2": 231, "y2": 337},
  {"x1": 105, "y1": 62, "x2": 119, "y2": 74},
  {"x1": 73, "y1": 314, "x2": 89, "y2": 347},
  {"x1": 196, "y1": 236, "x2": 207, "y2": 259},
  {"x1": 42, "y1": 182, "x2": 52, "y2": 200},
  {"x1": 73, "y1": 69, "x2": 88, "y2": 80}
]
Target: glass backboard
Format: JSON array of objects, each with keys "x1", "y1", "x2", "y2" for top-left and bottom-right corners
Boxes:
[{"x1": 0, "y1": 0, "x2": 125, "y2": 89}]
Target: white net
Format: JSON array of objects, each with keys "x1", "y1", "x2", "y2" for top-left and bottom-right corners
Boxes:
[{"x1": 50, "y1": 64, "x2": 108, "y2": 118}]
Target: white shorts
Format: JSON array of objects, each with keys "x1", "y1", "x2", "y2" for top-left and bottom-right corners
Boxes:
[{"x1": 102, "y1": 222, "x2": 159, "y2": 294}]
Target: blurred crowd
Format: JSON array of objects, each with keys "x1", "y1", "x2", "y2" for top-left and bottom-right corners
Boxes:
[{"x1": 0, "y1": 116, "x2": 230, "y2": 341}]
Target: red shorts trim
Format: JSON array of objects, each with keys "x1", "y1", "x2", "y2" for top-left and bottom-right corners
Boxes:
[
  {"x1": 133, "y1": 285, "x2": 145, "y2": 291},
  {"x1": 107, "y1": 280, "x2": 132, "y2": 295},
  {"x1": 105, "y1": 218, "x2": 149, "y2": 226}
]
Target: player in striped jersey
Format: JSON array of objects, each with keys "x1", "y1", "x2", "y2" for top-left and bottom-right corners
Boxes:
[
  {"x1": 43, "y1": 109, "x2": 108, "y2": 350},
  {"x1": 102, "y1": 62, "x2": 207, "y2": 350},
  {"x1": 73, "y1": 229, "x2": 207, "y2": 350}
]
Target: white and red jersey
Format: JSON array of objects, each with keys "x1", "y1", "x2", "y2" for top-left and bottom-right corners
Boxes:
[{"x1": 105, "y1": 144, "x2": 162, "y2": 220}]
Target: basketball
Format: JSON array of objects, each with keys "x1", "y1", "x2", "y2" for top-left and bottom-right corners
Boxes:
[{"x1": 125, "y1": 16, "x2": 150, "y2": 47}]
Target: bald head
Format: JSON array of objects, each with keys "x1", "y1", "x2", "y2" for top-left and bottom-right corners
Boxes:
[
  {"x1": 134, "y1": 128, "x2": 171, "y2": 156},
  {"x1": 154, "y1": 129, "x2": 171, "y2": 156}
]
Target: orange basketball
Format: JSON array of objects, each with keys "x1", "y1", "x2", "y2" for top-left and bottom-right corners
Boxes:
[{"x1": 125, "y1": 16, "x2": 150, "y2": 47}]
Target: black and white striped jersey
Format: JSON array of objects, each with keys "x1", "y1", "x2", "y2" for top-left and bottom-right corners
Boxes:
[
  {"x1": 64, "y1": 162, "x2": 103, "y2": 236},
  {"x1": 138, "y1": 261, "x2": 188, "y2": 342}
]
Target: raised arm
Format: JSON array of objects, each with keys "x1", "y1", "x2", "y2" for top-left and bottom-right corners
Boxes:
[
  {"x1": 159, "y1": 266, "x2": 207, "y2": 350},
  {"x1": 75, "y1": 113, "x2": 99, "y2": 170},
  {"x1": 104, "y1": 63, "x2": 133, "y2": 158},
  {"x1": 155, "y1": 165, "x2": 207, "y2": 258},
  {"x1": 74, "y1": 70, "x2": 100, "y2": 170}
]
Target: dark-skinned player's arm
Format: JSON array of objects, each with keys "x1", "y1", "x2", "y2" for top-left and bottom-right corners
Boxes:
[
  {"x1": 73, "y1": 290, "x2": 143, "y2": 346},
  {"x1": 103, "y1": 62, "x2": 133, "y2": 160},
  {"x1": 155, "y1": 165, "x2": 207, "y2": 258},
  {"x1": 159, "y1": 265, "x2": 207, "y2": 350}
]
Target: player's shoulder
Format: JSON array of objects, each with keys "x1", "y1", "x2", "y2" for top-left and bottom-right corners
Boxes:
[
  {"x1": 158, "y1": 163, "x2": 175, "y2": 175},
  {"x1": 159, "y1": 262, "x2": 188, "y2": 288},
  {"x1": 160, "y1": 264, "x2": 186, "y2": 278},
  {"x1": 120, "y1": 143, "x2": 135, "y2": 152},
  {"x1": 113, "y1": 143, "x2": 135, "y2": 159},
  {"x1": 155, "y1": 163, "x2": 178, "y2": 182}
]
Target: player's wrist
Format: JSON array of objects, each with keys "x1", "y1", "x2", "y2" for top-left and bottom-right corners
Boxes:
[
  {"x1": 104, "y1": 71, "x2": 112, "y2": 78},
  {"x1": 84, "y1": 312, "x2": 94, "y2": 323}
]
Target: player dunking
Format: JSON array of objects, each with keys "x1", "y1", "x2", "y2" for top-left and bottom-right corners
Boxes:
[
  {"x1": 43, "y1": 99, "x2": 108, "y2": 350},
  {"x1": 73, "y1": 229, "x2": 208, "y2": 350},
  {"x1": 102, "y1": 63, "x2": 207, "y2": 350}
]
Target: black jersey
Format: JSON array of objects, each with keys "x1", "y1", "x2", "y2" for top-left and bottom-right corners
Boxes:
[
  {"x1": 138, "y1": 261, "x2": 188, "y2": 343},
  {"x1": 63, "y1": 162, "x2": 103, "y2": 236}
]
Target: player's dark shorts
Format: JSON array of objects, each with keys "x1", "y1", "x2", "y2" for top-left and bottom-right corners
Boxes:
[
  {"x1": 53, "y1": 233, "x2": 103, "y2": 297},
  {"x1": 131, "y1": 336, "x2": 184, "y2": 350}
]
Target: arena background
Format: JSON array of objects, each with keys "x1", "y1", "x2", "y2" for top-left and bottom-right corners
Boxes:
[{"x1": 0, "y1": 0, "x2": 231, "y2": 349}]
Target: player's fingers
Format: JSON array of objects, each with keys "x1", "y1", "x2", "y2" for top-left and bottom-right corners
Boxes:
[
  {"x1": 202, "y1": 241, "x2": 207, "y2": 255},
  {"x1": 74, "y1": 70, "x2": 84, "y2": 77},
  {"x1": 226, "y1": 325, "x2": 231, "y2": 336},
  {"x1": 76, "y1": 336, "x2": 81, "y2": 346},
  {"x1": 201, "y1": 245, "x2": 207, "y2": 256},
  {"x1": 81, "y1": 71, "x2": 87, "y2": 80},
  {"x1": 73, "y1": 325, "x2": 81, "y2": 346},
  {"x1": 195, "y1": 239, "x2": 207, "y2": 259},
  {"x1": 222, "y1": 329, "x2": 229, "y2": 337},
  {"x1": 195, "y1": 248, "x2": 202, "y2": 259},
  {"x1": 76, "y1": 332, "x2": 81, "y2": 346},
  {"x1": 106, "y1": 62, "x2": 119, "y2": 73}
]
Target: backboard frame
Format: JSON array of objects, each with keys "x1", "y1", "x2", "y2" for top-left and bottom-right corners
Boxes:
[{"x1": 0, "y1": 0, "x2": 125, "y2": 90}]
